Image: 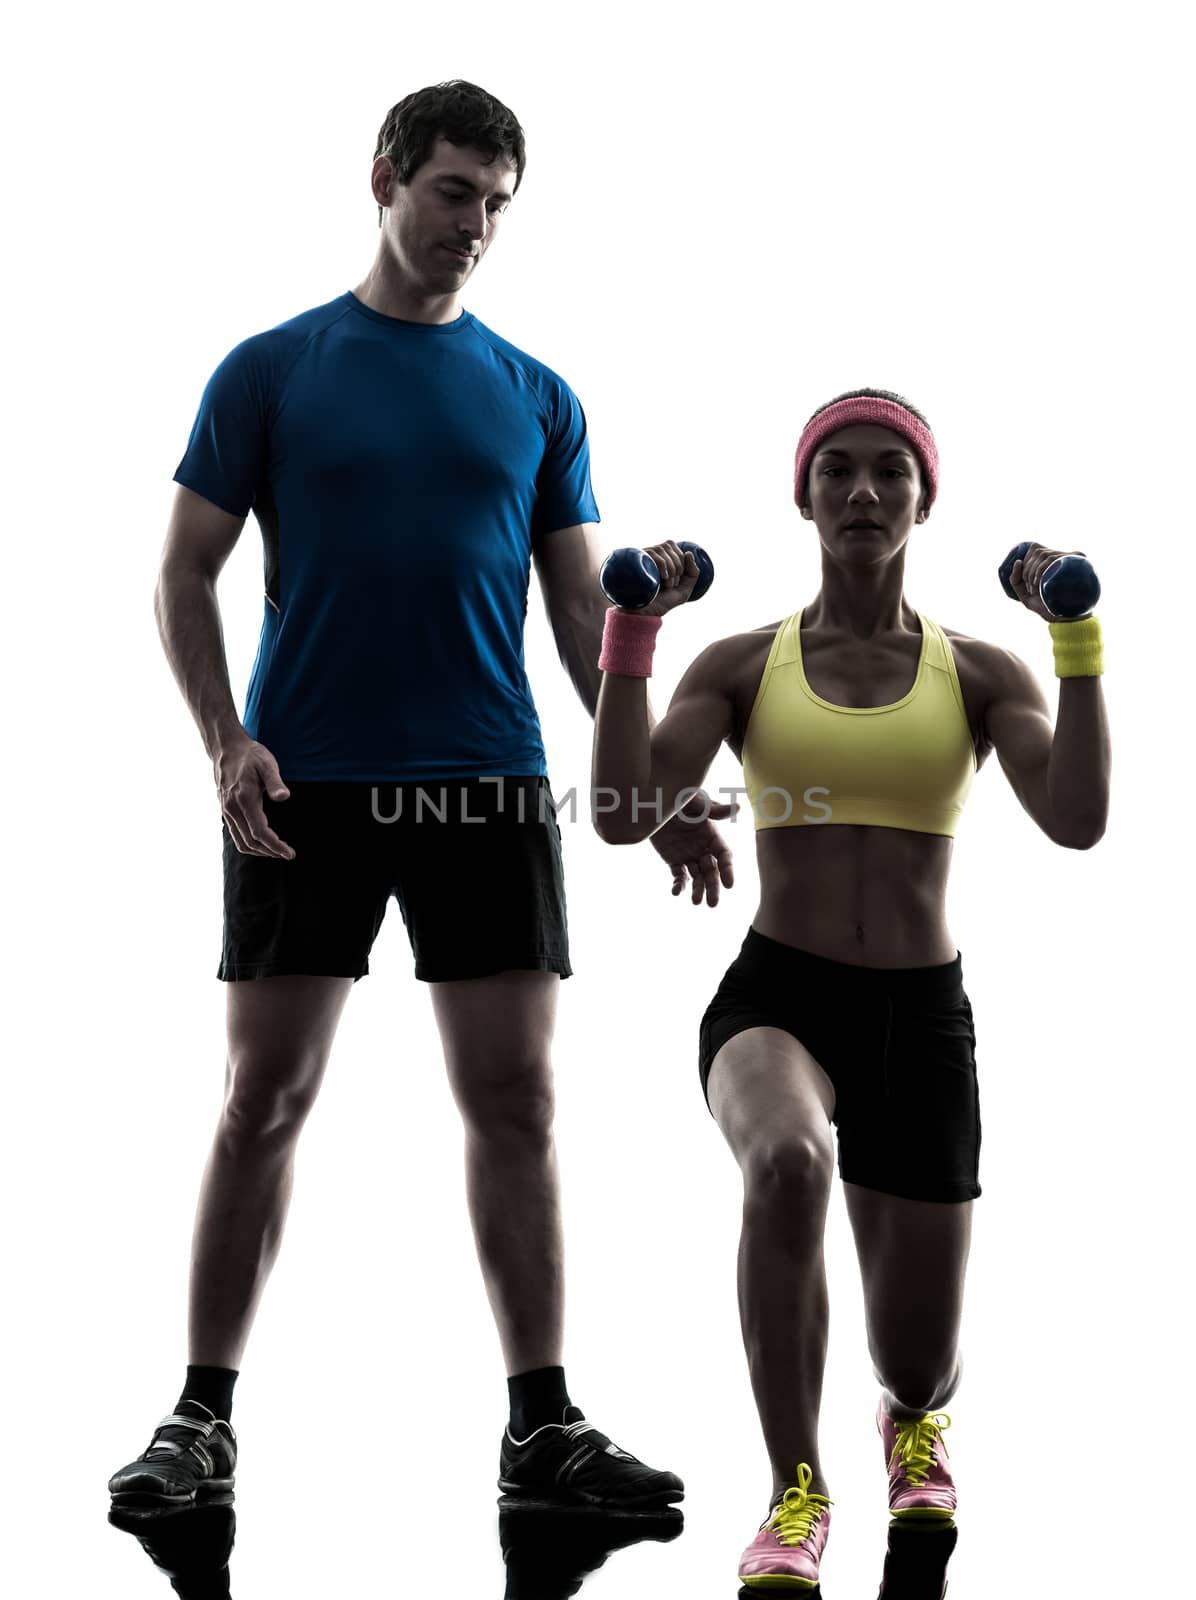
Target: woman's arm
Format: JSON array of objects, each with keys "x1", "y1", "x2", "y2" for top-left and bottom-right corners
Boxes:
[
  {"x1": 592, "y1": 636, "x2": 737, "y2": 844},
  {"x1": 984, "y1": 542, "x2": 1110, "y2": 848},
  {"x1": 983, "y1": 646, "x2": 1110, "y2": 848}
]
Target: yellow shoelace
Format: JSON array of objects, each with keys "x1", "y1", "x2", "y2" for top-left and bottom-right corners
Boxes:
[
  {"x1": 889, "y1": 1413, "x2": 951, "y2": 1486},
  {"x1": 768, "y1": 1462, "x2": 833, "y2": 1546}
]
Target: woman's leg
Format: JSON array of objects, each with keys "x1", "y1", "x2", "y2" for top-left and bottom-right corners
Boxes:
[
  {"x1": 707, "y1": 1026, "x2": 837, "y2": 1504},
  {"x1": 842, "y1": 1183, "x2": 973, "y2": 1418}
]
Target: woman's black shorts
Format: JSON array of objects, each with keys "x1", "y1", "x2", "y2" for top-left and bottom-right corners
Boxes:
[
  {"x1": 699, "y1": 928, "x2": 981, "y2": 1203},
  {"x1": 219, "y1": 776, "x2": 570, "y2": 984}
]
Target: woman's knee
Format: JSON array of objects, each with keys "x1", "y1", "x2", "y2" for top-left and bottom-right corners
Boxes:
[{"x1": 876, "y1": 1352, "x2": 962, "y2": 1414}]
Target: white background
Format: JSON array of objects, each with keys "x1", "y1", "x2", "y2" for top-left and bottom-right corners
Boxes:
[{"x1": 4, "y1": 1, "x2": 1192, "y2": 1593}]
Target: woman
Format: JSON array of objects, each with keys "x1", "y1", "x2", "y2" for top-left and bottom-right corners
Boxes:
[{"x1": 591, "y1": 388, "x2": 1110, "y2": 1590}]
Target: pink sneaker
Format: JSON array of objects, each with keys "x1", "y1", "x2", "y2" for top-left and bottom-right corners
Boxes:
[
  {"x1": 876, "y1": 1402, "x2": 956, "y2": 1520},
  {"x1": 738, "y1": 1462, "x2": 832, "y2": 1590}
]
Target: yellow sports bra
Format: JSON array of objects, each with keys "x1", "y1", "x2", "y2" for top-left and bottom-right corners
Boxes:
[{"x1": 741, "y1": 609, "x2": 976, "y2": 836}]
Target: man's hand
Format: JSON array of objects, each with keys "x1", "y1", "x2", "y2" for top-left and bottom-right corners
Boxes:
[
  {"x1": 650, "y1": 792, "x2": 736, "y2": 905},
  {"x1": 215, "y1": 735, "x2": 296, "y2": 859}
]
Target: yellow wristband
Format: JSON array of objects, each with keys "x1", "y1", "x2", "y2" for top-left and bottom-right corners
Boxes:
[{"x1": 1049, "y1": 616, "x2": 1103, "y2": 677}]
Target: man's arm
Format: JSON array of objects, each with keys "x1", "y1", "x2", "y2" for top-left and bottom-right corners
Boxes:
[
  {"x1": 530, "y1": 522, "x2": 611, "y2": 719},
  {"x1": 983, "y1": 644, "x2": 1110, "y2": 848},
  {"x1": 154, "y1": 485, "x2": 293, "y2": 858},
  {"x1": 154, "y1": 484, "x2": 248, "y2": 761}
]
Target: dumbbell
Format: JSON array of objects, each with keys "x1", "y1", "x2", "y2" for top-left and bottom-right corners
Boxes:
[
  {"x1": 998, "y1": 542, "x2": 1100, "y2": 620},
  {"x1": 599, "y1": 541, "x2": 715, "y2": 610}
]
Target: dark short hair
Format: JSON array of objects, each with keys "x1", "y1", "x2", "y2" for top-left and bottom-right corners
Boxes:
[
  {"x1": 807, "y1": 386, "x2": 931, "y2": 430},
  {"x1": 372, "y1": 80, "x2": 527, "y2": 225}
]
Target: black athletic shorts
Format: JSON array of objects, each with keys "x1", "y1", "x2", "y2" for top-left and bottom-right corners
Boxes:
[
  {"x1": 219, "y1": 776, "x2": 571, "y2": 984},
  {"x1": 698, "y1": 928, "x2": 981, "y2": 1203}
]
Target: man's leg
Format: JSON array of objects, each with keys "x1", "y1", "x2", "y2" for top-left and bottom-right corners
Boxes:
[
  {"x1": 398, "y1": 779, "x2": 680, "y2": 1506},
  {"x1": 110, "y1": 974, "x2": 353, "y2": 1507},
  {"x1": 429, "y1": 970, "x2": 563, "y2": 1378},
  {"x1": 188, "y1": 973, "x2": 356, "y2": 1369},
  {"x1": 429, "y1": 966, "x2": 683, "y2": 1508}
]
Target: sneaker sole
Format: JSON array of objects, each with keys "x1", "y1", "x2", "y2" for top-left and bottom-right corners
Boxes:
[
  {"x1": 110, "y1": 1477, "x2": 235, "y2": 1508},
  {"x1": 889, "y1": 1505, "x2": 956, "y2": 1521},
  {"x1": 739, "y1": 1576, "x2": 819, "y2": 1591}
]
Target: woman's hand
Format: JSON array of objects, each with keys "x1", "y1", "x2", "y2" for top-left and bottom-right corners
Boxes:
[
  {"x1": 650, "y1": 792, "x2": 737, "y2": 905},
  {"x1": 1007, "y1": 542, "x2": 1085, "y2": 621},
  {"x1": 638, "y1": 541, "x2": 701, "y2": 616}
]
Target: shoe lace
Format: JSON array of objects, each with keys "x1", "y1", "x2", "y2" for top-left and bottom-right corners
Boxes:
[
  {"x1": 768, "y1": 1463, "x2": 832, "y2": 1547},
  {"x1": 890, "y1": 1413, "x2": 951, "y2": 1486}
]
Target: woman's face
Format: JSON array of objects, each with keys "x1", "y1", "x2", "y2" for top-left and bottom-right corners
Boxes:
[{"x1": 800, "y1": 423, "x2": 928, "y2": 555}]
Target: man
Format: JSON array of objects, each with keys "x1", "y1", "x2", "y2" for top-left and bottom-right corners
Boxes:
[{"x1": 108, "y1": 80, "x2": 732, "y2": 1511}]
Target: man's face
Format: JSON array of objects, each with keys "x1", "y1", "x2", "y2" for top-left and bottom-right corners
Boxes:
[
  {"x1": 380, "y1": 138, "x2": 516, "y2": 293},
  {"x1": 801, "y1": 423, "x2": 928, "y2": 554}
]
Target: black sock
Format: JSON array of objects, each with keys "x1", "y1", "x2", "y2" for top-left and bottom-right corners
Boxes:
[
  {"x1": 508, "y1": 1365, "x2": 572, "y2": 1437},
  {"x1": 177, "y1": 1365, "x2": 239, "y2": 1423}
]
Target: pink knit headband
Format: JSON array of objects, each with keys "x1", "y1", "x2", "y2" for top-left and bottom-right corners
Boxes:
[{"x1": 793, "y1": 397, "x2": 939, "y2": 509}]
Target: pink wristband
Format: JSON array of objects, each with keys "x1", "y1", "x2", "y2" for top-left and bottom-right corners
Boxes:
[{"x1": 598, "y1": 607, "x2": 662, "y2": 677}]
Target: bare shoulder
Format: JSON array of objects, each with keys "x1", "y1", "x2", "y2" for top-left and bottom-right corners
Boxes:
[
  {"x1": 939, "y1": 624, "x2": 1046, "y2": 709},
  {"x1": 687, "y1": 620, "x2": 785, "y2": 753},
  {"x1": 671, "y1": 622, "x2": 780, "y2": 749},
  {"x1": 942, "y1": 624, "x2": 1029, "y2": 685},
  {"x1": 679, "y1": 621, "x2": 782, "y2": 683}
]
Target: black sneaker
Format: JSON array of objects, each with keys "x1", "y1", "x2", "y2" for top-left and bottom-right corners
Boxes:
[
  {"x1": 109, "y1": 1400, "x2": 237, "y2": 1507},
  {"x1": 498, "y1": 1405, "x2": 684, "y2": 1510}
]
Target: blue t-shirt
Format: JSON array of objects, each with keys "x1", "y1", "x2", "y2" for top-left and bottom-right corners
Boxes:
[{"x1": 174, "y1": 291, "x2": 600, "y2": 781}]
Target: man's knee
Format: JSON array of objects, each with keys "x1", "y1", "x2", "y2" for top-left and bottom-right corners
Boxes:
[
  {"x1": 456, "y1": 1057, "x2": 556, "y2": 1145},
  {"x1": 742, "y1": 1134, "x2": 835, "y2": 1215},
  {"x1": 220, "y1": 1048, "x2": 329, "y2": 1147}
]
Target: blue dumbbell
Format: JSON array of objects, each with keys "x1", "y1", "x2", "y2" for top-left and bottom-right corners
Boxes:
[
  {"x1": 600, "y1": 541, "x2": 715, "y2": 610},
  {"x1": 998, "y1": 542, "x2": 1100, "y2": 619}
]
